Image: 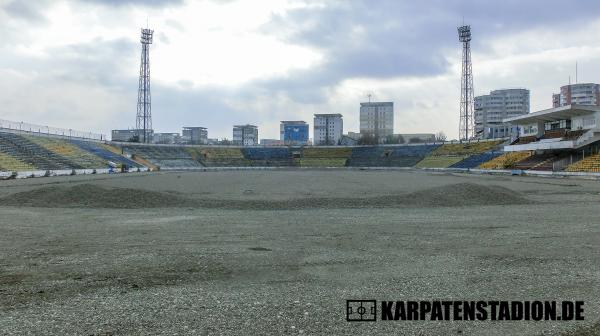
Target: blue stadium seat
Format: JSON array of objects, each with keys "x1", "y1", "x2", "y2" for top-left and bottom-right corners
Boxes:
[
  {"x1": 242, "y1": 148, "x2": 291, "y2": 160},
  {"x1": 348, "y1": 145, "x2": 440, "y2": 167},
  {"x1": 450, "y1": 152, "x2": 503, "y2": 169},
  {"x1": 71, "y1": 140, "x2": 141, "y2": 167}
]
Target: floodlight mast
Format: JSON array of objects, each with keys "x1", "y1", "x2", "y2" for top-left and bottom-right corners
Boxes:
[
  {"x1": 136, "y1": 28, "x2": 153, "y2": 143},
  {"x1": 458, "y1": 25, "x2": 474, "y2": 141}
]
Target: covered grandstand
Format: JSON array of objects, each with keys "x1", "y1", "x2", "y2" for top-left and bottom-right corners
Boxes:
[{"x1": 503, "y1": 104, "x2": 600, "y2": 172}]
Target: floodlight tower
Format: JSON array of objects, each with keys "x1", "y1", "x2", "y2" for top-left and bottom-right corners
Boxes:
[
  {"x1": 457, "y1": 25, "x2": 474, "y2": 141},
  {"x1": 136, "y1": 28, "x2": 153, "y2": 143}
]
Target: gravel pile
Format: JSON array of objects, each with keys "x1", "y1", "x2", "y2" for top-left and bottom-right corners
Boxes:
[
  {"x1": 399, "y1": 182, "x2": 529, "y2": 207},
  {"x1": 0, "y1": 184, "x2": 197, "y2": 209},
  {"x1": 0, "y1": 182, "x2": 530, "y2": 209}
]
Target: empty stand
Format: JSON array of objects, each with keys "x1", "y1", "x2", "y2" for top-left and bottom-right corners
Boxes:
[
  {"x1": 347, "y1": 145, "x2": 439, "y2": 167},
  {"x1": 150, "y1": 159, "x2": 202, "y2": 169},
  {"x1": 300, "y1": 147, "x2": 351, "y2": 167},
  {"x1": 1, "y1": 133, "x2": 560, "y2": 172},
  {"x1": 121, "y1": 145, "x2": 201, "y2": 169},
  {"x1": 414, "y1": 141, "x2": 504, "y2": 169},
  {"x1": 450, "y1": 152, "x2": 503, "y2": 169},
  {"x1": 431, "y1": 140, "x2": 504, "y2": 156},
  {"x1": 242, "y1": 148, "x2": 290, "y2": 160},
  {"x1": 565, "y1": 154, "x2": 600, "y2": 172},
  {"x1": 478, "y1": 151, "x2": 531, "y2": 170},
  {"x1": 513, "y1": 153, "x2": 557, "y2": 171},
  {"x1": 347, "y1": 147, "x2": 386, "y2": 167},
  {"x1": 302, "y1": 148, "x2": 352, "y2": 158},
  {"x1": 0, "y1": 132, "x2": 78, "y2": 170},
  {"x1": 72, "y1": 140, "x2": 141, "y2": 168},
  {"x1": 414, "y1": 155, "x2": 467, "y2": 168},
  {"x1": 299, "y1": 158, "x2": 347, "y2": 167},
  {"x1": 196, "y1": 148, "x2": 251, "y2": 167},
  {"x1": 0, "y1": 152, "x2": 35, "y2": 171},
  {"x1": 25, "y1": 135, "x2": 107, "y2": 169},
  {"x1": 240, "y1": 147, "x2": 294, "y2": 166}
]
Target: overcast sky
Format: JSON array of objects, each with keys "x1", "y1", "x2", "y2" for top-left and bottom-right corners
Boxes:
[{"x1": 2, "y1": 0, "x2": 600, "y2": 140}]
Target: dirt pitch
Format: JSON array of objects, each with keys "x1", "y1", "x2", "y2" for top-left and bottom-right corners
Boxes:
[{"x1": 0, "y1": 169, "x2": 599, "y2": 335}]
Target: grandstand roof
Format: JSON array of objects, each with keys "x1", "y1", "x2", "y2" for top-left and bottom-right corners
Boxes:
[{"x1": 504, "y1": 104, "x2": 600, "y2": 124}]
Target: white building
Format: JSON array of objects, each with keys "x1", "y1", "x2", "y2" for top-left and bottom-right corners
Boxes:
[
  {"x1": 474, "y1": 89, "x2": 530, "y2": 139},
  {"x1": 359, "y1": 102, "x2": 393, "y2": 143},
  {"x1": 182, "y1": 127, "x2": 208, "y2": 145},
  {"x1": 233, "y1": 124, "x2": 258, "y2": 146},
  {"x1": 504, "y1": 104, "x2": 600, "y2": 152},
  {"x1": 313, "y1": 114, "x2": 343, "y2": 145},
  {"x1": 153, "y1": 132, "x2": 180, "y2": 144},
  {"x1": 553, "y1": 83, "x2": 600, "y2": 107}
]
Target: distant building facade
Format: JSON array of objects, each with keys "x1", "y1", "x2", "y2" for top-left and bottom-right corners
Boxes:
[
  {"x1": 182, "y1": 126, "x2": 208, "y2": 145},
  {"x1": 111, "y1": 129, "x2": 146, "y2": 142},
  {"x1": 280, "y1": 121, "x2": 309, "y2": 145},
  {"x1": 474, "y1": 89, "x2": 530, "y2": 139},
  {"x1": 233, "y1": 124, "x2": 258, "y2": 146},
  {"x1": 153, "y1": 132, "x2": 180, "y2": 144},
  {"x1": 553, "y1": 83, "x2": 600, "y2": 107},
  {"x1": 314, "y1": 114, "x2": 343, "y2": 145},
  {"x1": 359, "y1": 102, "x2": 394, "y2": 143}
]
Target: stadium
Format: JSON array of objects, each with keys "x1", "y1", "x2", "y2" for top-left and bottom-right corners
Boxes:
[
  {"x1": 1, "y1": 113, "x2": 600, "y2": 335},
  {"x1": 2, "y1": 104, "x2": 600, "y2": 176},
  {"x1": 3, "y1": 1, "x2": 600, "y2": 335}
]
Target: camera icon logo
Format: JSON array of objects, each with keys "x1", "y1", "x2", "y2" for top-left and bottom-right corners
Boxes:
[{"x1": 346, "y1": 300, "x2": 377, "y2": 322}]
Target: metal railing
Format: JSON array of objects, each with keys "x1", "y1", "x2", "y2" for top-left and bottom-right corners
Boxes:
[
  {"x1": 0, "y1": 119, "x2": 105, "y2": 141},
  {"x1": 552, "y1": 152, "x2": 585, "y2": 172}
]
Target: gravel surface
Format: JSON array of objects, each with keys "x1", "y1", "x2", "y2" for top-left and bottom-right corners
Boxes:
[
  {"x1": 0, "y1": 181, "x2": 530, "y2": 209},
  {"x1": 0, "y1": 169, "x2": 599, "y2": 335}
]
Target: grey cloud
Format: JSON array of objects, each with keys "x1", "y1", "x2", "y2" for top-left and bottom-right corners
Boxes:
[
  {"x1": 151, "y1": 84, "x2": 252, "y2": 137},
  {"x1": 2, "y1": 0, "x2": 50, "y2": 22},
  {"x1": 157, "y1": 31, "x2": 171, "y2": 44},
  {"x1": 3, "y1": 0, "x2": 600, "y2": 139},
  {"x1": 258, "y1": 0, "x2": 600, "y2": 104},
  {"x1": 165, "y1": 19, "x2": 185, "y2": 32},
  {"x1": 0, "y1": 37, "x2": 139, "y2": 92},
  {"x1": 48, "y1": 38, "x2": 139, "y2": 89},
  {"x1": 0, "y1": 30, "x2": 247, "y2": 136},
  {"x1": 78, "y1": 0, "x2": 184, "y2": 7}
]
